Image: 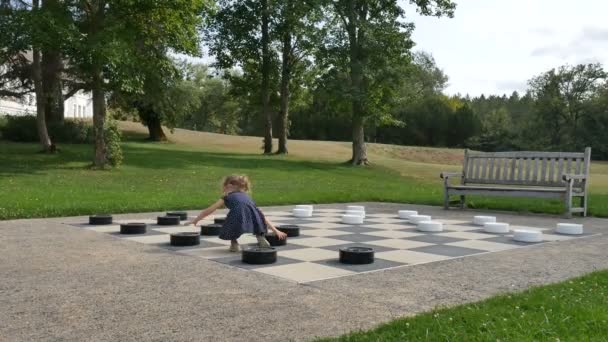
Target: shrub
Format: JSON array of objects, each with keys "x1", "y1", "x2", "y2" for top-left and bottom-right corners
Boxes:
[
  {"x1": 104, "y1": 118, "x2": 123, "y2": 167},
  {"x1": 0, "y1": 115, "x2": 39, "y2": 142}
]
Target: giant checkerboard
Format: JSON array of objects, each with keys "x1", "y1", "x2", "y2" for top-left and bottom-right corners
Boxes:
[{"x1": 71, "y1": 207, "x2": 588, "y2": 283}]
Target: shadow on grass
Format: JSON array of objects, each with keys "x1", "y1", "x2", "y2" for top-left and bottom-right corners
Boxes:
[{"x1": 0, "y1": 141, "x2": 348, "y2": 177}]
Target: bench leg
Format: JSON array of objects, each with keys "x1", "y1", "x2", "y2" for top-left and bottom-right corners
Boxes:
[
  {"x1": 443, "y1": 190, "x2": 450, "y2": 210},
  {"x1": 459, "y1": 195, "x2": 466, "y2": 209},
  {"x1": 582, "y1": 195, "x2": 588, "y2": 217},
  {"x1": 564, "y1": 191, "x2": 573, "y2": 219}
]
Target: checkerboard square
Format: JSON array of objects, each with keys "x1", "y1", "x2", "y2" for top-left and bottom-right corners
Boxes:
[
  {"x1": 365, "y1": 213, "x2": 399, "y2": 218},
  {"x1": 482, "y1": 235, "x2": 543, "y2": 246},
  {"x1": 89, "y1": 225, "x2": 121, "y2": 233},
  {"x1": 329, "y1": 233, "x2": 386, "y2": 243},
  {"x1": 365, "y1": 218, "x2": 407, "y2": 224},
  {"x1": 151, "y1": 226, "x2": 199, "y2": 234},
  {"x1": 313, "y1": 258, "x2": 404, "y2": 273},
  {"x1": 213, "y1": 255, "x2": 302, "y2": 270},
  {"x1": 442, "y1": 224, "x2": 483, "y2": 232},
  {"x1": 365, "y1": 223, "x2": 413, "y2": 230},
  {"x1": 436, "y1": 231, "x2": 497, "y2": 240},
  {"x1": 289, "y1": 237, "x2": 351, "y2": 248},
  {"x1": 123, "y1": 234, "x2": 169, "y2": 244},
  {"x1": 404, "y1": 234, "x2": 466, "y2": 245},
  {"x1": 256, "y1": 262, "x2": 355, "y2": 282},
  {"x1": 366, "y1": 238, "x2": 433, "y2": 250},
  {"x1": 446, "y1": 239, "x2": 520, "y2": 252},
  {"x1": 410, "y1": 244, "x2": 486, "y2": 257},
  {"x1": 319, "y1": 242, "x2": 396, "y2": 253},
  {"x1": 375, "y1": 250, "x2": 450, "y2": 264},
  {"x1": 334, "y1": 226, "x2": 385, "y2": 234},
  {"x1": 296, "y1": 229, "x2": 350, "y2": 237},
  {"x1": 178, "y1": 246, "x2": 233, "y2": 259},
  {"x1": 362, "y1": 230, "x2": 422, "y2": 239},
  {"x1": 278, "y1": 247, "x2": 337, "y2": 262},
  {"x1": 300, "y1": 222, "x2": 348, "y2": 230}
]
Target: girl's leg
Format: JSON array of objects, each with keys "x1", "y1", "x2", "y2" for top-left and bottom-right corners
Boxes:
[
  {"x1": 256, "y1": 234, "x2": 270, "y2": 248},
  {"x1": 229, "y1": 239, "x2": 239, "y2": 252}
]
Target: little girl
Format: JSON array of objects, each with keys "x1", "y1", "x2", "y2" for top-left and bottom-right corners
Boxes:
[{"x1": 186, "y1": 175, "x2": 287, "y2": 252}]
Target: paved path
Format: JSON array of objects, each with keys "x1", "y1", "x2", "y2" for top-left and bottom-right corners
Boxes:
[{"x1": 1, "y1": 203, "x2": 607, "y2": 341}]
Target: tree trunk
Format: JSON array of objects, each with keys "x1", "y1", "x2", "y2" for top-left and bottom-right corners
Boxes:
[
  {"x1": 346, "y1": 3, "x2": 369, "y2": 165},
  {"x1": 277, "y1": 31, "x2": 291, "y2": 155},
  {"x1": 42, "y1": 48, "x2": 64, "y2": 124},
  {"x1": 92, "y1": 67, "x2": 107, "y2": 167},
  {"x1": 260, "y1": 0, "x2": 273, "y2": 154},
  {"x1": 91, "y1": 0, "x2": 107, "y2": 168},
  {"x1": 146, "y1": 115, "x2": 167, "y2": 141},
  {"x1": 32, "y1": 47, "x2": 54, "y2": 153},
  {"x1": 351, "y1": 115, "x2": 368, "y2": 165}
]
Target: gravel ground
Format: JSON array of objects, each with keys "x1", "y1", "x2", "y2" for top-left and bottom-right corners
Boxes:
[{"x1": 1, "y1": 203, "x2": 607, "y2": 342}]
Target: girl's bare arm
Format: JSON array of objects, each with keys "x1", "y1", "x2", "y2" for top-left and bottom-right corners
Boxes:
[{"x1": 186, "y1": 199, "x2": 224, "y2": 225}]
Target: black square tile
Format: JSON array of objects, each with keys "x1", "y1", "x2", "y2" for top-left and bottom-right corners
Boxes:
[
  {"x1": 330, "y1": 233, "x2": 386, "y2": 243},
  {"x1": 313, "y1": 258, "x2": 405, "y2": 273},
  {"x1": 410, "y1": 245, "x2": 486, "y2": 257},
  {"x1": 404, "y1": 234, "x2": 466, "y2": 244},
  {"x1": 483, "y1": 236, "x2": 544, "y2": 246},
  {"x1": 334, "y1": 225, "x2": 385, "y2": 234},
  {"x1": 156, "y1": 239, "x2": 226, "y2": 251},
  {"x1": 109, "y1": 230, "x2": 166, "y2": 237}
]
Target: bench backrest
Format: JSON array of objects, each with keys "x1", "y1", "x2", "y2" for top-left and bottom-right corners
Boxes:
[{"x1": 462, "y1": 148, "x2": 591, "y2": 188}]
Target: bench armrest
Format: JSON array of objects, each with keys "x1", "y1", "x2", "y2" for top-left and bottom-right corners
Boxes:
[
  {"x1": 440, "y1": 172, "x2": 463, "y2": 179},
  {"x1": 562, "y1": 174, "x2": 587, "y2": 182}
]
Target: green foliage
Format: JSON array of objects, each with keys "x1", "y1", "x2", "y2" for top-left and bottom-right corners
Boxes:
[
  {"x1": 0, "y1": 115, "x2": 38, "y2": 142},
  {"x1": 103, "y1": 118, "x2": 123, "y2": 167},
  {"x1": 321, "y1": 270, "x2": 608, "y2": 341}
]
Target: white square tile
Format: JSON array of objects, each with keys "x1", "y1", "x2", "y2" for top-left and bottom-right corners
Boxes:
[
  {"x1": 443, "y1": 224, "x2": 481, "y2": 232},
  {"x1": 511, "y1": 226, "x2": 551, "y2": 232},
  {"x1": 279, "y1": 248, "x2": 337, "y2": 261},
  {"x1": 152, "y1": 226, "x2": 199, "y2": 234},
  {"x1": 366, "y1": 213, "x2": 398, "y2": 218},
  {"x1": 300, "y1": 222, "x2": 347, "y2": 230},
  {"x1": 179, "y1": 246, "x2": 232, "y2": 258},
  {"x1": 446, "y1": 240, "x2": 519, "y2": 252},
  {"x1": 542, "y1": 234, "x2": 576, "y2": 242},
  {"x1": 366, "y1": 239, "x2": 433, "y2": 249},
  {"x1": 362, "y1": 230, "x2": 422, "y2": 239},
  {"x1": 203, "y1": 237, "x2": 231, "y2": 246},
  {"x1": 366, "y1": 218, "x2": 405, "y2": 224},
  {"x1": 299, "y1": 229, "x2": 350, "y2": 237},
  {"x1": 309, "y1": 216, "x2": 343, "y2": 223},
  {"x1": 88, "y1": 225, "x2": 120, "y2": 233},
  {"x1": 436, "y1": 231, "x2": 495, "y2": 240},
  {"x1": 256, "y1": 262, "x2": 354, "y2": 282},
  {"x1": 366, "y1": 223, "x2": 410, "y2": 230},
  {"x1": 289, "y1": 237, "x2": 351, "y2": 248},
  {"x1": 123, "y1": 234, "x2": 169, "y2": 244},
  {"x1": 375, "y1": 250, "x2": 450, "y2": 264},
  {"x1": 115, "y1": 219, "x2": 156, "y2": 225}
]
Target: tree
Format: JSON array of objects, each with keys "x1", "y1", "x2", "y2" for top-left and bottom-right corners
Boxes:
[
  {"x1": 274, "y1": 0, "x2": 321, "y2": 154},
  {"x1": 208, "y1": 0, "x2": 278, "y2": 154},
  {"x1": 63, "y1": 0, "x2": 209, "y2": 167},
  {"x1": 320, "y1": 0, "x2": 456, "y2": 165},
  {"x1": 528, "y1": 63, "x2": 607, "y2": 149}
]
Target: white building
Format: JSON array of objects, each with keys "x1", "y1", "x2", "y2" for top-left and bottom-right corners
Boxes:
[{"x1": 0, "y1": 90, "x2": 93, "y2": 119}]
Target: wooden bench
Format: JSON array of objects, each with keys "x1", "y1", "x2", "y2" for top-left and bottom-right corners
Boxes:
[{"x1": 440, "y1": 148, "x2": 591, "y2": 217}]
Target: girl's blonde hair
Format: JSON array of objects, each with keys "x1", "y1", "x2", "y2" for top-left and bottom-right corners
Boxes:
[{"x1": 222, "y1": 175, "x2": 251, "y2": 193}]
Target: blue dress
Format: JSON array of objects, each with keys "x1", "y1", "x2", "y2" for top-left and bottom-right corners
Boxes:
[{"x1": 219, "y1": 191, "x2": 267, "y2": 240}]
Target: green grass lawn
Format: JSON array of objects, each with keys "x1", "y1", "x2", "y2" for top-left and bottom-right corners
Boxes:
[
  {"x1": 320, "y1": 270, "x2": 608, "y2": 341},
  {"x1": 1, "y1": 138, "x2": 608, "y2": 220}
]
